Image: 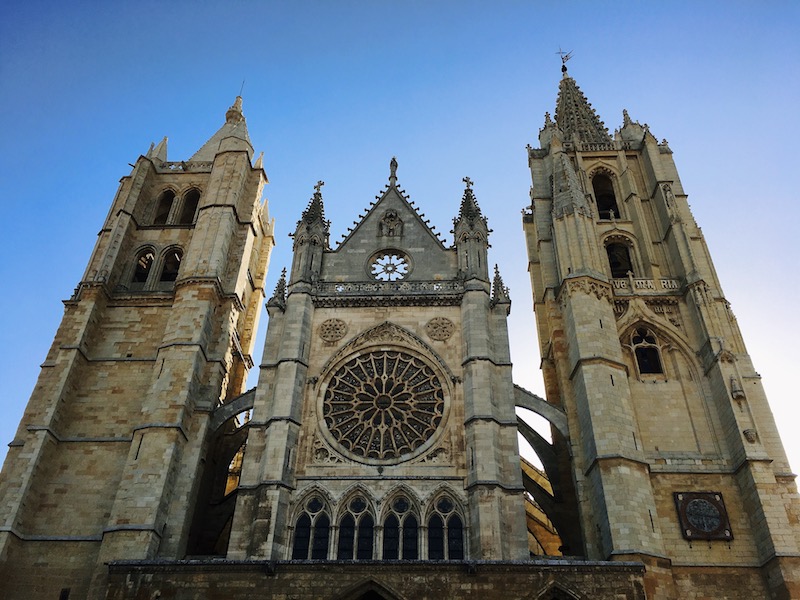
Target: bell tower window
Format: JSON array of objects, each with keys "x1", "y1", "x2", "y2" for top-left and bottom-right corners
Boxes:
[
  {"x1": 159, "y1": 248, "x2": 183, "y2": 283},
  {"x1": 153, "y1": 190, "x2": 175, "y2": 225},
  {"x1": 592, "y1": 174, "x2": 619, "y2": 220},
  {"x1": 178, "y1": 188, "x2": 201, "y2": 224},
  {"x1": 130, "y1": 250, "x2": 155, "y2": 291},
  {"x1": 632, "y1": 327, "x2": 664, "y2": 375},
  {"x1": 606, "y1": 243, "x2": 633, "y2": 278}
]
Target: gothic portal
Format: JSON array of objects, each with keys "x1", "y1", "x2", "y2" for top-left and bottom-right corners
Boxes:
[{"x1": 0, "y1": 69, "x2": 798, "y2": 600}]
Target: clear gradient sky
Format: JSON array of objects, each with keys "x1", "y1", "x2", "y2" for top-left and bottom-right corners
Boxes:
[{"x1": 1, "y1": 2, "x2": 798, "y2": 474}]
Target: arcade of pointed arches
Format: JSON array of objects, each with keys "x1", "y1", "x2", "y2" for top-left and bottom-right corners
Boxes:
[{"x1": 289, "y1": 485, "x2": 466, "y2": 561}]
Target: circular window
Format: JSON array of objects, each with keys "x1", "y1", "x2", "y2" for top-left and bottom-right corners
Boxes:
[
  {"x1": 369, "y1": 251, "x2": 410, "y2": 281},
  {"x1": 321, "y1": 350, "x2": 445, "y2": 463}
]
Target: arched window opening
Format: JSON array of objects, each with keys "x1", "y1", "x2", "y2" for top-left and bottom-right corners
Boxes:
[
  {"x1": 632, "y1": 327, "x2": 664, "y2": 375},
  {"x1": 427, "y1": 495, "x2": 464, "y2": 560},
  {"x1": 153, "y1": 190, "x2": 175, "y2": 225},
  {"x1": 159, "y1": 248, "x2": 183, "y2": 282},
  {"x1": 131, "y1": 250, "x2": 155, "y2": 290},
  {"x1": 336, "y1": 495, "x2": 375, "y2": 560},
  {"x1": 382, "y1": 495, "x2": 418, "y2": 560},
  {"x1": 291, "y1": 495, "x2": 330, "y2": 560},
  {"x1": 606, "y1": 243, "x2": 633, "y2": 278},
  {"x1": 178, "y1": 188, "x2": 201, "y2": 224},
  {"x1": 592, "y1": 174, "x2": 619, "y2": 219}
]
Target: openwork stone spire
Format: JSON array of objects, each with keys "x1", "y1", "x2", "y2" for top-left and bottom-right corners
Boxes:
[{"x1": 555, "y1": 75, "x2": 611, "y2": 144}]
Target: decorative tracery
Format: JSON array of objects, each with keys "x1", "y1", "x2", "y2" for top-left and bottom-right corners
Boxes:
[{"x1": 322, "y1": 350, "x2": 444, "y2": 462}]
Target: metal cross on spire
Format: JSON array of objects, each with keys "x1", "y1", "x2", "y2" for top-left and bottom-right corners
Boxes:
[
  {"x1": 463, "y1": 176, "x2": 473, "y2": 189},
  {"x1": 314, "y1": 180, "x2": 325, "y2": 193},
  {"x1": 556, "y1": 47, "x2": 573, "y2": 73}
]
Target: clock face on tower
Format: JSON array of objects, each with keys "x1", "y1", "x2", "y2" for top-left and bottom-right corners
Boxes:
[
  {"x1": 320, "y1": 349, "x2": 444, "y2": 463},
  {"x1": 369, "y1": 251, "x2": 409, "y2": 281}
]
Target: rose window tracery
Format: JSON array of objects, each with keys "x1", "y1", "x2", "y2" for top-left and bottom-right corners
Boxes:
[
  {"x1": 322, "y1": 350, "x2": 444, "y2": 462},
  {"x1": 370, "y1": 252, "x2": 409, "y2": 281}
]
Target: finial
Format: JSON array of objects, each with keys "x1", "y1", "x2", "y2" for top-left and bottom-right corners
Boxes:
[
  {"x1": 389, "y1": 156, "x2": 398, "y2": 185},
  {"x1": 463, "y1": 176, "x2": 473, "y2": 189},
  {"x1": 314, "y1": 180, "x2": 325, "y2": 193},
  {"x1": 226, "y1": 96, "x2": 244, "y2": 124},
  {"x1": 622, "y1": 109, "x2": 632, "y2": 126},
  {"x1": 556, "y1": 47, "x2": 573, "y2": 74}
]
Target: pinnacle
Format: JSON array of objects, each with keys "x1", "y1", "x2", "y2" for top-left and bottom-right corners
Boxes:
[
  {"x1": 267, "y1": 268, "x2": 287, "y2": 309},
  {"x1": 300, "y1": 181, "x2": 327, "y2": 225},
  {"x1": 492, "y1": 264, "x2": 511, "y2": 305},
  {"x1": 458, "y1": 177, "x2": 483, "y2": 222},
  {"x1": 555, "y1": 75, "x2": 611, "y2": 144}
]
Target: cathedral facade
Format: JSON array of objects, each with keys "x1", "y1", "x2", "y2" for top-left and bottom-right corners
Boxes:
[{"x1": 0, "y1": 71, "x2": 798, "y2": 600}]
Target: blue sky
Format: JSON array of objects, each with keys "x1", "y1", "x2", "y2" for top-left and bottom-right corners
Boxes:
[{"x1": 1, "y1": 2, "x2": 799, "y2": 474}]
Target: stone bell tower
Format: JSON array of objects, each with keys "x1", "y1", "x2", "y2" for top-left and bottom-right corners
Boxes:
[
  {"x1": 523, "y1": 65, "x2": 800, "y2": 599},
  {"x1": 226, "y1": 161, "x2": 529, "y2": 564},
  {"x1": 0, "y1": 97, "x2": 274, "y2": 599}
]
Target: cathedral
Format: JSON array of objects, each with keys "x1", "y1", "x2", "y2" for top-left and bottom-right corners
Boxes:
[{"x1": 1, "y1": 66, "x2": 798, "y2": 600}]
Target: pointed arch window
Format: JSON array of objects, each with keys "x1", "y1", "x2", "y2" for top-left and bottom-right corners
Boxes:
[
  {"x1": 130, "y1": 249, "x2": 155, "y2": 290},
  {"x1": 291, "y1": 495, "x2": 331, "y2": 559},
  {"x1": 159, "y1": 248, "x2": 183, "y2": 283},
  {"x1": 592, "y1": 174, "x2": 619, "y2": 220},
  {"x1": 178, "y1": 188, "x2": 201, "y2": 224},
  {"x1": 153, "y1": 190, "x2": 176, "y2": 225},
  {"x1": 382, "y1": 495, "x2": 419, "y2": 559},
  {"x1": 337, "y1": 495, "x2": 375, "y2": 559},
  {"x1": 606, "y1": 243, "x2": 633, "y2": 278},
  {"x1": 632, "y1": 327, "x2": 664, "y2": 375},
  {"x1": 427, "y1": 495, "x2": 464, "y2": 560}
]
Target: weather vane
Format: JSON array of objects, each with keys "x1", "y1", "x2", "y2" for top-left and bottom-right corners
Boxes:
[
  {"x1": 314, "y1": 180, "x2": 325, "y2": 193},
  {"x1": 556, "y1": 48, "x2": 573, "y2": 73}
]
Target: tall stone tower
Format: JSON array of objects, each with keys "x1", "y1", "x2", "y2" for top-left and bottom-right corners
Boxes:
[
  {"x1": 0, "y1": 97, "x2": 274, "y2": 598},
  {"x1": 523, "y1": 65, "x2": 800, "y2": 598},
  {"x1": 225, "y1": 164, "x2": 529, "y2": 563}
]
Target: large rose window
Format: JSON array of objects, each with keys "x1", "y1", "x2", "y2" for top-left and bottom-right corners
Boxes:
[{"x1": 322, "y1": 350, "x2": 445, "y2": 462}]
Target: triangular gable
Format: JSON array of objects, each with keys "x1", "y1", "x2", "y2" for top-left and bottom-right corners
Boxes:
[{"x1": 336, "y1": 182, "x2": 446, "y2": 251}]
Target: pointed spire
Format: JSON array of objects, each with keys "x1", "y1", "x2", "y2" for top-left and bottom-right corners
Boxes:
[
  {"x1": 254, "y1": 151, "x2": 264, "y2": 170},
  {"x1": 554, "y1": 75, "x2": 611, "y2": 144},
  {"x1": 300, "y1": 180, "x2": 327, "y2": 225},
  {"x1": 389, "y1": 156, "x2": 398, "y2": 187},
  {"x1": 491, "y1": 265, "x2": 511, "y2": 307},
  {"x1": 147, "y1": 136, "x2": 168, "y2": 161},
  {"x1": 458, "y1": 176, "x2": 483, "y2": 222},
  {"x1": 189, "y1": 96, "x2": 253, "y2": 161},
  {"x1": 267, "y1": 268, "x2": 287, "y2": 310}
]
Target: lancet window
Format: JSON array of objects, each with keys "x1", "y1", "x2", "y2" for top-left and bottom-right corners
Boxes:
[
  {"x1": 159, "y1": 248, "x2": 183, "y2": 283},
  {"x1": 153, "y1": 190, "x2": 175, "y2": 225},
  {"x1": 606, "y1": 243, "x2": 634, "y2": 278},
  {"x1": 382, "y1": 495, "x2": 419, "y2": 559},
  {"x1": 427, "y1": 495, "x2": 464, "y2": 560},
  {"x1": 130, "y1": 249, "x2": 155, "y2": 290},
  {"x1": 592, "y1": 173, "x2": 620, "y2": 220},
  {"x1": 336, "y1": 495, "x2": 375, "y2": 560},
  {"x1": 178, "y1": 188, "x2": 201, "y2": 224},
  {"x1": 291, "y1": 495, "x2": 331, "y2": 560}
]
